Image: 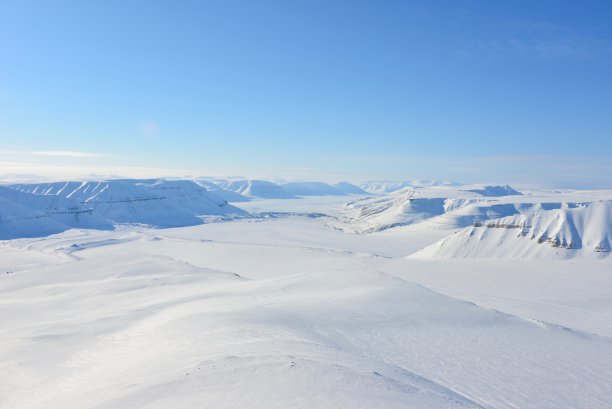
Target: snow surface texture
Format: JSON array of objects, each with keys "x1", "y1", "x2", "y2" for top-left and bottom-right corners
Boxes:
[
  {"x1": 4, "y1": 179, "x2": 247, "y2": 238},
  {"x1": 1, "y1": 211, "x2": 611, "y2": 409}
]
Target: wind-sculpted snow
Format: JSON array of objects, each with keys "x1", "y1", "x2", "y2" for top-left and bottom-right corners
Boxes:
[
  {"x1": 2, "y1": 219, "x2": 612, "y2": 408},
  {"x1": 412, "y1": 200, "x2": 612, "y2": 259},
  {"x1": 3, "y1": 179, "x2": 248, "y2": 238}
]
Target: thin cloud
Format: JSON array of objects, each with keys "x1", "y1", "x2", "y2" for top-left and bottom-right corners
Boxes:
[{"x1": 32, "y1": 151, "x2": 110, "y2": 158}]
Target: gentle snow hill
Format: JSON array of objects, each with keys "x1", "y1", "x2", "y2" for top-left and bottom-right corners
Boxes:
[
  {"x1": 333, "y1": 182, "x2": 370, "y2": 195},
  {"x1": 194, "y1": 179, "x2": 251, "y2": 202},
  {"x1": 281, "y1": 181, "x2": 347, "y2": 196},
  {"x1": 411, "y1": 201, "x2": 612, "y2": 259},
  {"x1": 3, "y1": 222, "x2": 612, "y2": 408},
  {"x1": 215, "y1": 179, "x2": 296, "y2": 199},
  {"x1": 11, "y1": 179, "x2": 247, "y2": 228}
]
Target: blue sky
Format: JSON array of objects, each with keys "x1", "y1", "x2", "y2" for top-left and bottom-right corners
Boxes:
[{"x1": 1, "y1": 1, "x2": 611, "y2": 187}]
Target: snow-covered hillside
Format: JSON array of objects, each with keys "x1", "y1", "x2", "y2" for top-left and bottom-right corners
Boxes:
[
  {"x1": 281, "y1": 181, "x2": 347, "y2": 196},
  {"x1": 4, "y1": 179, "x2": 248, "y2": 237},
  {"x1": 342, "y1": 185, "x2": 525, "y2": 232},
  {"x1": 194, "y1": 179, "x2": 251, "y2": 202},
  {"x1": 214, "y1": 179, "x2": 296, "y2": 199},
  {"x1": 360, "y1": 181, "x2": 413, "y2": 194},
  {"x1": 360, "y1": 180, "x2": 459, "y2": 194},
  {"x1": 0, "y1": 186, "x2": 113, "y2": 239},
  {"x1": 333, "y1": 182, "x2": 369, "y2": 195},
  {"x1": 412, "y1": 201, "x2": 612, "y2": 259},
  {"x1": 2, "y1": 215, "x2": 612, "y2": 409},
  {"x1": 467, "y1": 184, "x2": 522, "y2": 197}
]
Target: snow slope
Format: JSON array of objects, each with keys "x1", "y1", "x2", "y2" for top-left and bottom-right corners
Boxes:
[
  {"x1": 215, "y1": 179, "x2": 296, "y2": 199},
  {"x1": 2, "y1": 218, "x2": 612, "y2": 408},
  {"x1": 9, "y1": 179, "x2": 247, "y2": 231},
  {"x1": 141, "y1": 179, "x2": 246, "y2": 216},
  {"x1": 0, "y1": 186, "x2": 113, "y2": 239},
  {"x1": 333, "y1": 182, "x2": 369, "y2": 195},
  {"x1": 344, "y1": 191, "x2": 447, "y2": 232},
  {"x1": 412, "y1": 200, "x2": 612, "y2": 259},
  {"x1": 0, "y1": 192, "x2": 70, "y2": 240},
  {"x1": 360, "y1": 181, "x2": 413, "y2": 194},
  {"x1": 194, "y1": 179, "x2": 251, "y2": 202},
  {"x1": 360, "y1": 180, "x2": 459, "y2": 194},
  {"x1": 343, "y1": 185, "x2": 544, "y2": 232},
  {"x1": 467, "y1": 184, "x2": 522, "y2": 197}
]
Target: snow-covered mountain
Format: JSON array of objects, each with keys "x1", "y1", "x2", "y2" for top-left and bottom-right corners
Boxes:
[
  {"x1": 194, "y1": 179, "x2": 251, "y2": 202},
  {"x1": 467, "y1": 185, "x2": 522, "y2": 197},
  {"x1": 0, "y1": 185, "x2": 114, "y2": 239},
  {"x1": 333, "y1": 182, "x2": 369, "y2": 195},
  {"x1": 343, "y1": 185, "x2": 525, "y2": 232},
  {"x1": 360, "y1": 180, "x2": 459, "y2": 194},
  {"x1": 142, "y1": 179, "x2": 244, "y2": 216},
  {"x1": 0, "y1": 188, "x2": 78, "y2": 240},
  {"x1": 345, "y1": 191, "x2": 446, "y2": 231},
  {"x1": 214, "y1": 179, "x2": 296, "y2": 199},
  {"x1": 4, "y1": 179, "x2": 248, "y2": 237},
  {"x1": 281, "y1": 182, "x2": 347, "y2": 196},
  {"x1": 411, "y1": 201, "x2": 612, "y2": 259},
  {"x1": 360, "y1": 181, "x2": 413, "y2": 194}
]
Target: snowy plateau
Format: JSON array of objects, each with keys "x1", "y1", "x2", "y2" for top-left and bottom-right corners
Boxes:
[{"x1": 1, "y1": 178, "x2": 612, "y2": 409}]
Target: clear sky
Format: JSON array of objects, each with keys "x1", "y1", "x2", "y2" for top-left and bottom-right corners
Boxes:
[{"x1": 1, "y1": 0, "x2": 611, "y2": 187}]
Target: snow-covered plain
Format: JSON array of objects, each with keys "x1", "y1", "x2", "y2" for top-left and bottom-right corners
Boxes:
[{"x1": 1, "y1": 183, "x2": 612, "y2": 409}]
